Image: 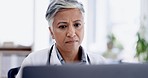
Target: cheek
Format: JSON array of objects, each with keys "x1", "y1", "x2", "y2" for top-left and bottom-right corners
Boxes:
[
  {"x1": 53, "y1": 30, "x2": 66, "y2": 41},
  {"x1": 81, "y1": 31, "x2": 84, "y2": 39},
  {"x1": 77, "y1": 29, "x2": 84, "y2": 39},
  {"x1": 80, "y1": 27, "x2": 84, "y2": 34}
]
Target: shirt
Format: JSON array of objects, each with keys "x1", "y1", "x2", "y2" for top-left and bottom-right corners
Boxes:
[{"x1": 55, "y1": 46, "x2": 88, "y2": 65}]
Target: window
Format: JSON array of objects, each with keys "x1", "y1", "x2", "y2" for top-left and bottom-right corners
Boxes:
[
  {"x1": 108, "y1": 0, "x2": 141, "y2": 61},
  {"x1": 80, "y1": 0, "x2": 141, "y2": 62},
  {"x1": 0, "y1": 0, "x2": 34, "y2": 47}
]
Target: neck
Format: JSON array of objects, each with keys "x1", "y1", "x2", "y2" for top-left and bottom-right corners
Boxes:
[
  {"x1": 64, "y1": 53, "x2": 79, "y2": 63},
  {"x1": 56, "y1": 46, "x2": 80, "y2": 63}
]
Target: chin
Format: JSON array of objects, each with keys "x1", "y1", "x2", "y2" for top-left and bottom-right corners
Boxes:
[{"x1": 65, "y1": 45, "x2": 80, "y2": 51}]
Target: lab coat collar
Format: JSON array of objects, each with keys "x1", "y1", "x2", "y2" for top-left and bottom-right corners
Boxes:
[
  {"x1": 50, "y1": 44, "x2": 62, "y2": 65},
  {"x1": 49, "y1": 44, "x2": 90, "y2": 65}
]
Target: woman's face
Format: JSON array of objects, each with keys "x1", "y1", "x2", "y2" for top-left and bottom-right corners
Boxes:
[{"x1": 49, "y1": 8, "x2": 84, "y2": 52}]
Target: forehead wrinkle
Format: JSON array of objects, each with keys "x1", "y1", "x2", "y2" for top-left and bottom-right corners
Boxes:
[
  {"x1": 53, "y1": 9, "x2": 83, "y2": 26},
  {"x1": 57, "y1": 22, "x2": 67, "y2": 25}
]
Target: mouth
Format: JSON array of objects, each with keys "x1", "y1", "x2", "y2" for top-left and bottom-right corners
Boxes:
[{"x1": 65, "y1": 40, "x2": 79, "y2": 44}]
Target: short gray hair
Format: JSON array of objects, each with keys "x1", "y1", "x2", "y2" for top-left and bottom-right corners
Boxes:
[{"x1": 45, "y1": 0, "x2": 85, "y2": 27}]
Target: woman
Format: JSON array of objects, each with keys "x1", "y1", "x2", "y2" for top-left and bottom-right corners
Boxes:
[{"x1": 16, "y1": 0, "x2": 106, "y2": 78}]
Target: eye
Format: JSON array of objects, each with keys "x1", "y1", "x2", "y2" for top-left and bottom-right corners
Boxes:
[
  {"x1": 58, "y1": 25, "x2": 67, "y2": 29},
  {"x1": 74, "y1": 23, "x2": 81, "y2": 28}
]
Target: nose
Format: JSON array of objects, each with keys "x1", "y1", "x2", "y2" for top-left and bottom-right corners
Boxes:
[{"x1": 66, "y1": 26, "x2": 76, "y2": 37}]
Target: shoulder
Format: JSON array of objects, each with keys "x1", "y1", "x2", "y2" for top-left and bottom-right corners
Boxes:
[
  {"x1": 28, "y1": 48, "x2": 49, "y2": 63},
  {"x1": 87, "y1": 52, "x2": 106, "y2": 64},
  {"x1": 16, "y1": 48, "x2": 50, "y2": 78},
  {"x1": 28, "y1": 48, "x2": 49, "y2": 59},
  {"x1": 20, "y1": 48, "x2": 50, "y2": 66}
]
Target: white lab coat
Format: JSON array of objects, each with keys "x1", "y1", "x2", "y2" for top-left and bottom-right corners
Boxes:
[{"x1": 16, "y1": 45, "x2": 106, "y2": 78}]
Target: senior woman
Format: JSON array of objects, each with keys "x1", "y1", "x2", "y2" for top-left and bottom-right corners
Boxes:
[{"x1": 16, "y1": 0, "x2": 106, "y2": 78}]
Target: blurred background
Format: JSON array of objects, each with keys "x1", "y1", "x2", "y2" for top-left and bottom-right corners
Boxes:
[{"x1": 0, "y1": 0, "x2": 148, "y2": 78}]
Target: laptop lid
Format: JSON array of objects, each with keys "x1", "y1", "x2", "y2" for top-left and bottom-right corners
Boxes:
[{"x1": 22, "y1": 63, "x2": 148, "y2": 78}]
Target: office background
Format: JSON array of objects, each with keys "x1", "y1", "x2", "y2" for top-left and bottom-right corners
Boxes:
[{"x1": 0, "y1": 0, "x2": 148, "y2": 78}]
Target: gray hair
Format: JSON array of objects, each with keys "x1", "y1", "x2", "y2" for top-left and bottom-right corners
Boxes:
[{"x1": 45, "y1": 0, "x2": 85, "y2": 27}]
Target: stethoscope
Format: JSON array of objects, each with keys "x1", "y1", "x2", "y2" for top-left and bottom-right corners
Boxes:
[{"x1": 47, "y1": 45, "x2": 91, "y2": 65}]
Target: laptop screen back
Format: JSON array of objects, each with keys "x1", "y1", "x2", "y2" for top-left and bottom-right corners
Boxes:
[{"x1": 22, "y1": 63, "x2": 148, "y2": 78}]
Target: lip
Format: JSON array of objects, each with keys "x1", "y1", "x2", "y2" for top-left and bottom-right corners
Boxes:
[{"x1": 65, "y1": 40, "x2": 78, "y2": 43}]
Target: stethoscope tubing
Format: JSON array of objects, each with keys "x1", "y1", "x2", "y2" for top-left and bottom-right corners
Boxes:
[{"x1": 47, "y1": 45, "x2": 91, "y2": 65}]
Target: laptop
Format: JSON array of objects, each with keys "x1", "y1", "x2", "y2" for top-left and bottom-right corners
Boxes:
[{"x1": 22, "y1": 63, "x2": 148, "y2": 78}]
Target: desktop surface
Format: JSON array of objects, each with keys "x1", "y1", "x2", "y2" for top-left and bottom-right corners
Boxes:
[{"x1": 22, "y1": 63, "x2": 148, "y2": 78}]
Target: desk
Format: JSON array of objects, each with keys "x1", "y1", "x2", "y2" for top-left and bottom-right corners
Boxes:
[{"x1": 0, "y1": 47, "x2": 31, "y2": 78}]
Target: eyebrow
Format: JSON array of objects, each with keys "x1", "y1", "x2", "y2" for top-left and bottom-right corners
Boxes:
[
  {"x1": 57, "y1": 20, "x2": 82, "y2": 25},
  {"x1": 57, "y1": 22, "x2": 67, "y2": 26},
  {"x1": 74, "y1": 20, "x2": 82, "y2": 23}
]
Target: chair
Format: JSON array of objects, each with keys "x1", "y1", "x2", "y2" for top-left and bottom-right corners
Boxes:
[{"x1": 8, "y1": 67, "x2": 20, "y2": 78}]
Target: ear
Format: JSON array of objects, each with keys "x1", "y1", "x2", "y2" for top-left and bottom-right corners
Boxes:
[{"x1": 49, "y1": 27, "x2": 55, "y2": 39}]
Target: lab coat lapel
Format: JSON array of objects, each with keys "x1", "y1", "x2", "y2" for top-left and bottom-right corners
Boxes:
[{"x1": 50, "y1": 45, "x2": 62, "y2": 65}]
